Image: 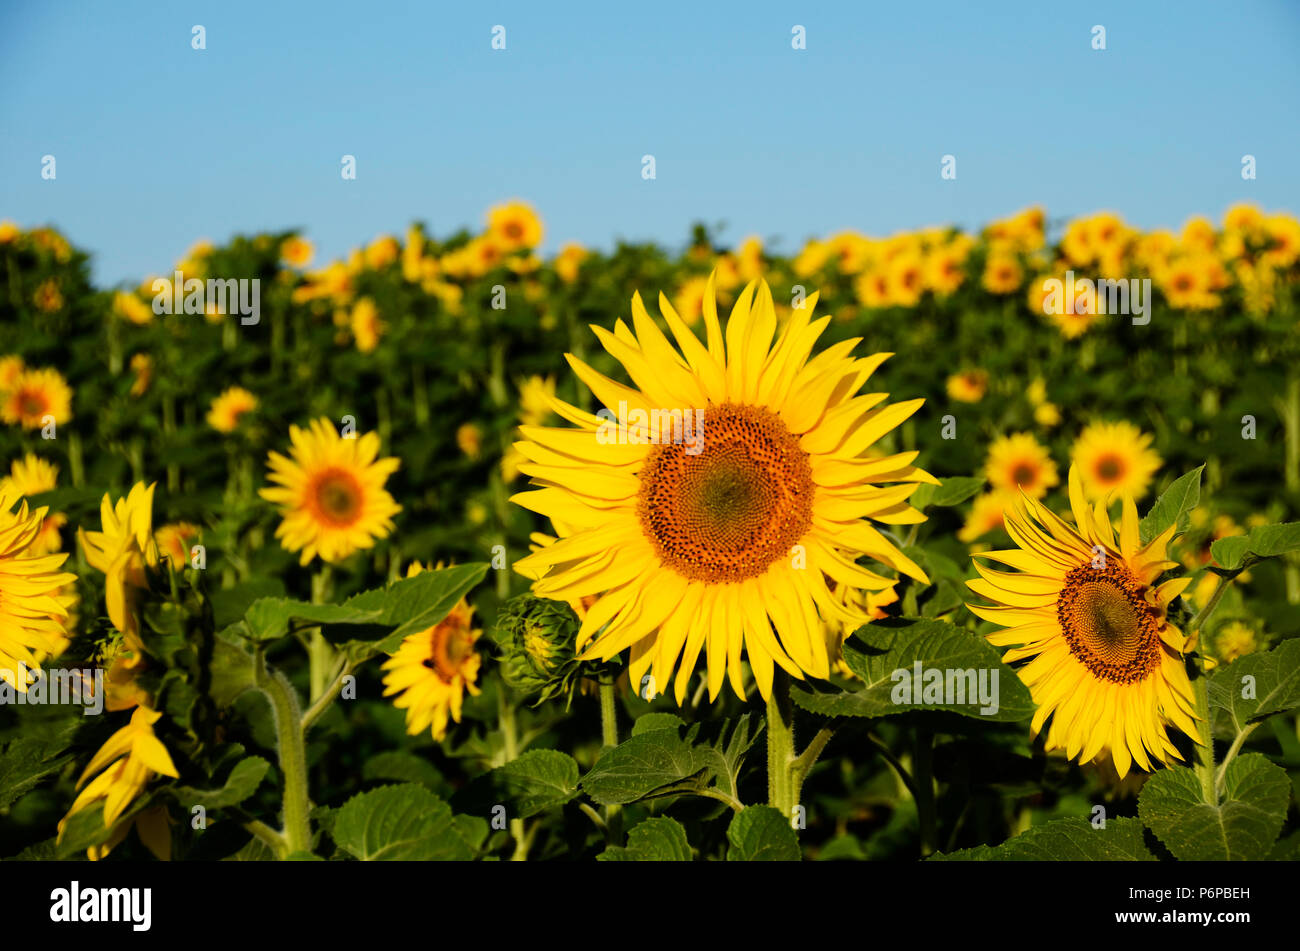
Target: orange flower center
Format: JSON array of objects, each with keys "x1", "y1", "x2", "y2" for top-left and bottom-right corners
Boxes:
[
  {"x1": 637, "y1": 403, "x2": 813, "y2": 583},
  {"x1": 19, "y1": 389, "x2": 48, "y2": 418},
  {"x1": 309, "y1": 468, "x2": 363, "y2": 527},
  {"x1": 1057, "y1": 564, "x2": 1162, "y2": 683},
  {"x1": 422, "y1": 614, "x2": 474, "y2": 683},
  {"x1": 1094, "y1": 453, "x2": 1125, "y2": 483}
]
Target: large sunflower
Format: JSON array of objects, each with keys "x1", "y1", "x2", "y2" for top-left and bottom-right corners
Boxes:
[
  {"x1": 0, "y1": 489, "x2": 76, "y2": 688},
  {"x1": 381, "y1": 562, "x2": 482, "y2": 741},
  {"x1": 1071, "y1": 420, "x2": 1161, "y2": 502},
  {"x1": 260, "y1": 418, "x2": 402, "y2": 565},
  {"x1": 78, "y1": 482, "x2": 160, "y2": 659},
  {"x1": 1, "y1": 367, "x2": 72, "y2": 429},
  {"x1": 965, "y1": 467, "x2": 1198, "y2": 777},
  {"x1": 512, "y1": 275, "x2": 934, "y2": 703}
]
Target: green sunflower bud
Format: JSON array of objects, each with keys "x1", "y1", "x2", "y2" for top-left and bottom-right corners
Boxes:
[{"x1": 494, "y1": 595, "x2": 587, "y2": 705}]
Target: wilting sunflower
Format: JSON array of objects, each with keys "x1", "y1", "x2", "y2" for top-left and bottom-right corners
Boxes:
[
  {"x1": 965, "y1": 468, "x2": 1198, "y2": 777},
  {"x1": 58, "y1": 706, "x2": 178, "y2": 861},
  {"x1": 0, "y1": 489, "x2": 76, "y2": 689},
  {"x1": 206, "y1": 385, "x2": 258, "y2": 433},
  {"x1": 381, "y1": 562, "x2": 482, "y2": 740},
  {"x1": 260, "y1": 417, "x2": 401, "y2": 565},
  {"x1": 1, "y1": 367, "x2": 72, "y2": 429},
  {"x1": 1071, "y1": 420, "x2": 1161, "y2": 502},
  {"x1": 512, "y1": 275, "x2": 935, "y2": 703},
  {"x1": 984, "y1": 432, "x2": 1059, "y2": 499},
  {"x1": 78, "y1": 483, "x2": 160, "y2": 659}
]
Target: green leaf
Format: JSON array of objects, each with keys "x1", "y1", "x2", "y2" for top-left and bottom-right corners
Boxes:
[
  {"x1": 1139, "y1": 465, "x2": 1204, "y2": 544},
  {"x1": 1138, "y1": 754, "x2": 1291, "y2": 860},
  {"x1": 830, "y1": 617, "x2": 1035, "y2": 722},
  {"x1": 171, "y1": 757, "x2": 270, "y2": 810},
  {"x1": 453, "y1": 750, "x2": 579, "y2": 820},
  {"x1": 598, "y1": 817, "x2": 693, "y2": 861},
  {"x1": 912, "y1": 476, "x2": 983, "y2": 510},
  {"x1": 362, "y1": 751, "x2": 446, "y2": 790},
  {"x1": 931, "y1": 817, "x2": 1156, "y2": 861},
  {"x1": 336, "y1": 563, "x2": 490, "y2": 656},
  {"x1": 1209, "y1": 639, "x2": 1300, "y2": 738},
  {"x1": 726, "y1": 805, "x2": 801, "y2": 861},
  {"x1": 1211, "y1": 522, "x2": 1300, "y2": 573},
  {"x1": 631, "y1": 712, "x2": 687, "y2": 736},
  {"x1": 239, "y1": 598, "x2": 382, "y2": 643},
  {"x1": 580, "y1": 730, "x2": 714, "y2": 806},
  {"x1": 332, "y1": 784, "x2": 472, "y2": 860}
]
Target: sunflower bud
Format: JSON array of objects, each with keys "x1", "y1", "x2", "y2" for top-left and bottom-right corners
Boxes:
[{"x1": 494, "y1": 595, "x2": 585, "y2": 705}]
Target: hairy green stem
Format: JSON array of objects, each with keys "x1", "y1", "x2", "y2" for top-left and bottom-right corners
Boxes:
[
  {"x1": 254, "y1": 652, "x2": 312, "y2": 856},
  {"x1": 766, "y1": 670, "x2": 796, "y2": 822}
]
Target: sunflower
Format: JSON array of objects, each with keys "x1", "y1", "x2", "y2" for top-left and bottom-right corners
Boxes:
[
  {"x1": 33, "y1": 278, "x2": 63, "y2": 313},
  {"x1": 260, "y1": 418, "x2": 401, "y2": 565},
  {"x1": 959, "y1": 491, "x2": 1010, "y2": 543},
  {"x1": 966, "y1": 467, "x2": 1198, "y2": 778},
  {"x1": 1157, "y1": 255, "x2": 1220, "y2": 310},
  {"x1": 350, "y1": 296, "x2": 384, "y2": 353},
  {"x1": 555, "y1": 243, "x2": 588, "y2": 283},
  {"x1": 1071, "y1": 421, "x2": 1161, "y2": 502},
  {"x1": 456, "y1": 422, "x2": 482, "y2": 460},
  {"x1": 674, "y1": 275, "x2": 710, "y2": 326},
  {"x1": 155, "y1": 522, "x2": 201, "y2": 570},
  {"x1": 984, "y1": 433, "x2": 1058, "y2": 499},
  {"x1": 1, "y1": 453, "x2": 64, "y2": 555},
  {"x1": 885, "y1": 252, "x2": 925, "y2": 306},
  {"x1": 487, "y1": 200, "x2": 544, "y2": 251},
  {"x1": 1213, "y1": 621, "x2": 1258, "y2": 664},
  {"x1": 58, "y1": 706, "x2": 178, "y2": 861},
  {"x1": 946, "y1": 369, "x2": 988, "y2": 403},
  {"x1": 2, "y1": 367, "x2": 72, "y2": 429},
  {"x1": 0, "y1": 489, "x2": 76, "y2": 689},
  {"x1": 206, "y1": 386, "x2": 258, "y2": 433},
  {"x1": 924, "y1": 245, "x2": 968, "y2": 296},
  {"x1": 78, "y1": 483, "x2": 160, "y2": 658},
  {"x1": 129, "y1": 353, "x2": 153, "y2": 397},
  {"x1": 511, "y1": 275, "x2": 935, "y2": 703},
  {"x1": 0, "y1": 355, "x2": 24, "y2": 392},
  {"x1": 281, "y1": 235, "x2": 314, "y2": 269},
  {"x1": 381, "y1": 562, "x2": 482, "y2": 740},
  {"x1": 518, "y1": 375, "x2": 557, "y2": 427},
  {"x1": 981, "y1": 254, "x2": 1023, "y2": 295}
]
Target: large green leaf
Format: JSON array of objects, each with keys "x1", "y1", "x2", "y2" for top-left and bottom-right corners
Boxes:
[
  {"x1": 726, "y1": 806, "x2": 801, "y2": 861},
  {"x1": 1211, "y1": 523, "x2": 1300, "y2": 573},
  {"x1": 812, "y1": 617, "x2": 1034, "y2": 721},
  {"x1": 931, "y1": 817, "x2": 1156, "y2": 861},
  {"x1": 238, "y1": 598, "x2": 382, "y2": 643},
  {"x1": 1209, "y1": 639, "x2": 1300, "y2": 739},
  {"x1": 580, "y1": 730, "x2": 714, "y2": 806},
  {"x1": 453, "y1": 750, "x2": 579, "y2": 820},
  {"x1": 1138, "y1": 755, "x2": 1291, "y2": 860},
  {"x1": 332, "y1": 783, "x2": 473, "y2": 861},
  {"x1": 598, "y1": 817, "x2": 693, "y2": 861},
  {"x1": 1139, "y1": 465, "x2": 1204, "y2": 544},
  {"x1": 335, "y1": 563, "x2": 490, "y2": 655}
]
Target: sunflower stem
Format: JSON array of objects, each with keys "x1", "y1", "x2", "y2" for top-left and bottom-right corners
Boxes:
[
  {"x1": 766, "y1": 670, "x2": 797, "y2": 825},
  {"x1": 497, "y1": 683, "x2": 530, "y2": 860},
  {"x1": 253, "y1": 650, "x2": 313, "y2": 857},
  {"x1": 1191, "y1": 664, "x2": 1217, "y2": 805},
  {"x1": 598, "y1": 676, "x2": 623, "y2": 833},
  {"x1": 308, "y1": 566, "x2": 335, "y2": 703}
]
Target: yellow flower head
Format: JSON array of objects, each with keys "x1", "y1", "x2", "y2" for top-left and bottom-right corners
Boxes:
[
  {"x1": 1214, "y1": 621, "x2": 1258, "y2": 664},
  {"x1": 517, "y1": 375, "x2": 557, "y2": 427},
  {"x1": 487, "y1": 200, "x2": 544, "y2": 251},
  {"x1": 958, "y1": 492, "x2": 1010, "y2": 543},
  {"x1": 981, "y1": 254, "x2": 1023, "y2": 295},
  {"x1": 0, "y1": 489, "x2": 76, "y2": 689},
  {"x1": 1071, "y1": 420, "x2": 1162, "y2": 502},
  {"x1": 206, "y1": 385, "x2": 258, "y2": 433},
  {"x1": 381, "y1": 562, "x2": 482, "y2": 741},
  {"x1": 946, "y1": 369, "x2": 988, "y2": 403},
  {"x1": 129, "y1": 353, "x2": 153, "y2": 397},
  {"x1": 985, "y1": 433, "x2": 1059, "y2": 499},
  {"x1": 155, "y1": 522, "x2": 202, "y2": 570},
  {"x1": 78, "y1": 483, "x2": 160, "y2": 657},
  {"x1": 281, "y1": 235, "x2": 315, "y2": 269},
  {"x1": 350, "y1": 296, "x2": 384, "y2": 353},
  {"x1": 58, "y1": 706, "x2": 179, "y2": 859},
  {"x1": 1, "y1": 454, "x2": 63, "y2": 555},
  {"x1": 33, "y1": 278, "x2": 63, "y2": 313},
  {"x1": 0, "y1": 354, "x2": 24, "y2": 391},
  {"x1": 260, "y1": 418, "x2": 402, "y2": 565},
  {"x1": 512, "y1": 274, "x2": 936, "y2": 703},
  {"x1": 456, "y1": 422, "x2": 482, "y2": 460},
  {"x1": 966, "y1": 466, "x2": 1199, "y2": 778},
  {"x1": 2, "y1": 367, "x2": 72, "y2": 429},
  {"x1": 555, "y1": 242, "x2": 588, "y2": 283}
]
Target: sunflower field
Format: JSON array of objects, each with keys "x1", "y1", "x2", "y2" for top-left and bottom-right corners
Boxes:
[{"x1": 1, "y1": 202, "x2": 1299, "y2": 865}]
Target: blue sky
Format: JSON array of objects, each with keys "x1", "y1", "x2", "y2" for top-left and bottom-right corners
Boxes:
[{"x1": 2, "y1": 0, "x2": 1298, "y2": 286}]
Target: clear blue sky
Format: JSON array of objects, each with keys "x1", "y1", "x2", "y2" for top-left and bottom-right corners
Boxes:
[{"x1": 2, "y1": 0, "x2": 1298, "y2": 286}]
